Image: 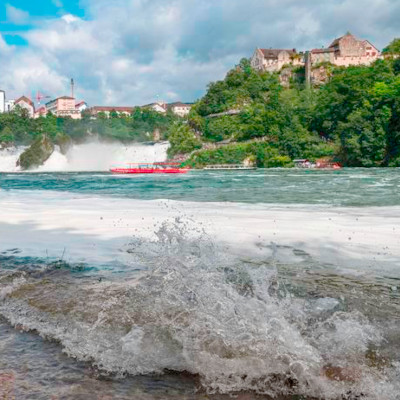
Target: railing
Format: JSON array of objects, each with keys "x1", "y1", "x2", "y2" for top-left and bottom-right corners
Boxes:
[{"x1": 203, "y1": 164, "x2": 256, "y2": 169}]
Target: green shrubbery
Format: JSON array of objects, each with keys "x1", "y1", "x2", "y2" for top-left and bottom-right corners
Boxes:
[
  {"x1": 17, "y1": 134, "x2": 54, "y2": 170},
  {"x1": 0, "y1": 106, "x2": 179, "y2": 147},
  {"x1": 167, "y1": 122, "x2": 202, "y2": 157},
  {"x1": 172, "y1": 49, "x2": 400, "y2": 167},
  {"x1": 188, "y1": 142, "x2": 293, "y2": 168}
]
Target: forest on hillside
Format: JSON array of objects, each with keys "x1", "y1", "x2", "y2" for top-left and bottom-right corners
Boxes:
[{"x1": 168, "y1": 38, "x2": 400, "y2": 167}]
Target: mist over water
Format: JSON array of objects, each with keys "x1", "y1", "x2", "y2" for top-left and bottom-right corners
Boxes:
[
  {"x1": 0, "y1": 141, "x2": 169, "y2": 172},
  {"x1": 0, "y1": 146, "x2": 26, "y2": 172}
]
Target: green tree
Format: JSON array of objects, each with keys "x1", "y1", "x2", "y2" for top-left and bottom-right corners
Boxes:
[
  {"x1": 382, "y1": 38, "x2": 400, "y2": 56},
  {"x1": 0, "y1": 126, "x2": 15, "y2": 144},
  {"x1": 167, "y1": 123, "x2": 202, "y2": 157}
]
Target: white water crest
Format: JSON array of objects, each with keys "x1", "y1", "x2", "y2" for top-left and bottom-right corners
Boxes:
[
  {"x1": 0, "y1": 141, "x2": 169, "y2": 172},
  {"x1": 0, "y1": 146, "x2": 26, "y2": 172},
  {"x1": 1, "y1": 219, "x2": 400, "y2": 399}
]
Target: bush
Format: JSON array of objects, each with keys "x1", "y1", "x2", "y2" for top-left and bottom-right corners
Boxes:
[{"x1": 167, "y1": 123, "x2": 202, "y2": 157}]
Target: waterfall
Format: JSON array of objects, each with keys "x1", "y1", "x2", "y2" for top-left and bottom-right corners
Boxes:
[{"x1": 0, "y1": 141, "x2": 169, "y2": 172}]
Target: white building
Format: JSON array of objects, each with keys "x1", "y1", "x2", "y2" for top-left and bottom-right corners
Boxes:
[
  {"x1": 5, "y1": 100, "x2": 14, "y2": 112},
  {"x1": 0, "y1": 90, "x2": 5, "y2": 113},
  {"x1": 0, "y1": 91, "x2": 16, "y2": 114},
  {"x1": 75, "y1": 101, "x2": 88, "y2": 113},
  {"x1": 142, "y1": 101, "x2": 168, "y2": 114},
  {"x1": 169, "y1": 102, "x2": 192, "y2": 117}
]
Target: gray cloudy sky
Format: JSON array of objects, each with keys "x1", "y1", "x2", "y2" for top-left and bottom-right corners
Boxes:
[{"x1": 0, "y1": 0, "x2": 399, "y2": 106}]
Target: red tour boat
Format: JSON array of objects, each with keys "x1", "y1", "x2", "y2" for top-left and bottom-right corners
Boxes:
[{"x1": 110, "y1": 162, "x2": 189, "y2": 174}]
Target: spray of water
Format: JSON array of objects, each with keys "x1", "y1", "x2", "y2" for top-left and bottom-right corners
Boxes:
[
  {"x1": 0, "y1": 141, "x2": 169, "y2": 172},
  {"x1": 1, "y1": 218, "x2": 399, "y2": 399}
]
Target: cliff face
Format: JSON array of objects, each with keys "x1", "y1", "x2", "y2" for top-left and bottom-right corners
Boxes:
[{"x1": 17, "y1": 134, "x2": 54, "y2": 170}]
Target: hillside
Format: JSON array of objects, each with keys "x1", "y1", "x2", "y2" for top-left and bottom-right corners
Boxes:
[{"x1": 168, "y1": 43, "x2": 400, "y2": 168}]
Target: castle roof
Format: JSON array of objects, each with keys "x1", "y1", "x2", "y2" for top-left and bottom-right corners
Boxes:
[
  {"x1": 311, "y1": 48, "x2": 335, "y2": 54},
  {"x1": 259, "y1": 48, "x2": 297, "y2": 59},
  {"x1": 329, "y1": 33, "x2": 356, "y2": 48},
  {"x1": 169, "y1": 102, "x2": 192, "y2": 108}
]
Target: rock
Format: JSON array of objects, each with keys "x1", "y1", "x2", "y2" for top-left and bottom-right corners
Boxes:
[
  {"x1": 17, "y1": 134, "x2": 54, "y2": 170},
  {"x1": 54, "y1": 133, "x2": 72, "y2": 155},
  {"x1": 323, "y1": 365, "x2": 362, "y2": 382},
  {"x1": 153, "y1": 128, "x2": 161, "y2": 142}
]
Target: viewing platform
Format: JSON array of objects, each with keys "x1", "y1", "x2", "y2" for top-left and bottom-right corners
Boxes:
[{"x1": 203, "y1": 164, "x2": 257, "y2": 170}]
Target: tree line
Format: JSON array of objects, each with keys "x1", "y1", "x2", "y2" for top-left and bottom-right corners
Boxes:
[{"x1": 0, "y1": 107, "x2": 179, "y2": 146}]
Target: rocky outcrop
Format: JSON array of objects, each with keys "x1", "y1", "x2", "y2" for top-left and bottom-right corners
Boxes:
[
  {"x1": 17, "y1": 134, "x2": 54, "y2": 170},
  {"x1": 54, "y1": 133, "x2": 72, "y2": 155}
]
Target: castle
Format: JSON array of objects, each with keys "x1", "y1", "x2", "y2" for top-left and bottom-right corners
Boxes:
[{"x1": 250, "y1": 33, "x2": 381, "y2": 84}]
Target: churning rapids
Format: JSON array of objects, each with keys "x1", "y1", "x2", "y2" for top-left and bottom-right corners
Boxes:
[
  {"x1": 1, "y1": 167, "x2": 400, "y2": 399},
  {"x1": 0, "y1": 141, "x2": 169, "y2": 172}
]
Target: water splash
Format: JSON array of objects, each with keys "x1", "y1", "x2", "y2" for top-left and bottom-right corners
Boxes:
[
  {"x1": 0, "y1": 146, "x2": 25, "y2": 172},
  {"x1": 0, "y1": 141, "x2": 169, "y2": 172},
  {"x1": 0, "y1": 219, "x2": 399, "y2": 399}
]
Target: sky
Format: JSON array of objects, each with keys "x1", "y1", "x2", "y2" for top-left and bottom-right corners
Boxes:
[{"x1": 0, "y1": 0, "x2": 399, "y2": 106}]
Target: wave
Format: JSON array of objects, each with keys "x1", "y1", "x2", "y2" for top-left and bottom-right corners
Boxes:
[
  {"x1": 1, "y1": 219, "x2": 399, "y2": 399},
  {"x1": 0, "y1": 141, "x2": 169, "y2": 172}
]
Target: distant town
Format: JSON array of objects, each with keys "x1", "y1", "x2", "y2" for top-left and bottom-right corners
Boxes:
[
  {"x1": 0, "y1": 33, "x2": 383, "y2": 120},
  {"x1": 0, "y1": 85, "x2": 194, "y2": 120}
]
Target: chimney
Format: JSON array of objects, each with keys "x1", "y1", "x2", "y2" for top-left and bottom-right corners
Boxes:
[{"x1": 71, "y1": 78, "x2": 75, "y2": 99}]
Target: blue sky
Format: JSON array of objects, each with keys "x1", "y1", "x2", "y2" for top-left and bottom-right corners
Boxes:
[
  {"x1": 0, "y1": 1, "x2": 84, "y2": 44},
  {"x1": 0, "y1": 0, "x2": 399, "y2": 106}
]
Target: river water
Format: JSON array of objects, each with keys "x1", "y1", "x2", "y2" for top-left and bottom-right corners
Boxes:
[{"x1": 0, "y1": 169, "x2": 400, "y2": 399}]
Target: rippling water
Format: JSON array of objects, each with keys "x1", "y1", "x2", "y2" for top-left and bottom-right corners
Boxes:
[
  {"x1": 1, "y1": 169, "x2": 400, "y2": 399},
  {"x1": 0, "y1": 168, "x2": 400, "y2": 206}
]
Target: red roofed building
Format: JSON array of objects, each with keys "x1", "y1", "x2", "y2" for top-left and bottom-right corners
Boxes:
[
  {"x1": 310, "y1": 33, "x2": 380, "y2": 67},
  {"x1": 75, "y1": 101, "x2": 88, "y2": 112},
  {"x1": 34, "y1": 106, "x2": 47, "y2": 119},
  {"x1": 14, "y1": 96, "x2": 35, "y2": 117},
  {"x1": 90, "y1": 106, "x2": 134, "y2": 117},
  {"x1": 141, "y1": 101, "x2": 168, "y2": 114},
  {"x1": 46, "y1": 96, "x2": 81, "y2": 119},
  {"x1": 251, "y1": 33, "x2": 380, "y2": 79}
]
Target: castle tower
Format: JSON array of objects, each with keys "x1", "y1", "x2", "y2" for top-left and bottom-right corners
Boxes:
[{"x1": 305, "y1": 51, "x2": 312, "y2": 87}]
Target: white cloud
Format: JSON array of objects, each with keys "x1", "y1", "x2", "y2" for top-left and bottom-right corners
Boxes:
[
  {"x1": 0, "y1": 34, "x2": 10, "y2": 52},
  {"x1": 0, "y1": 0, "x2": 399, "y2": 106},
  {"x1": 61, "y1": 14, "x2": 80, "y2": 24},
  {"x1": 5, "y1": 4, "x2": 30, "y2": 25}
]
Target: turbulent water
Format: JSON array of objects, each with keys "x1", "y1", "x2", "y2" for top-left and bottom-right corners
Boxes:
[
  {"x1": 0, "y1": 141, "x2": 169, "y2": 172},
  {"x1": 1, "y1": 168, "x2": 400, "y2": 399}
]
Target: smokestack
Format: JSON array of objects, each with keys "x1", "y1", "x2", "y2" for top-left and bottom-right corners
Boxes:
[{"x1": 71, "y1": 78, "x2": 75, "y2": 99}]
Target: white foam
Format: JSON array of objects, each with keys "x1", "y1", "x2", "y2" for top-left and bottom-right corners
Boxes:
[
  {"x1": 1, "y1": 222, "x2": 399, "y2": 398},
  {"x1": 0, "y1": 190, "x2": 400, "y2": 276},
  {"x1": 0, "y1": 146, "x2": 25, "y2": 172},
  {"x1": 0, "y1": 141, "x2": 169, "y2": 172},
  {"x1": 1, "y1": 191, "x2": 400, "y2": 398}
]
